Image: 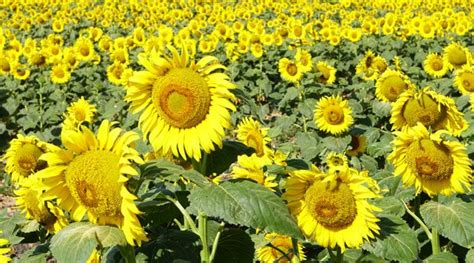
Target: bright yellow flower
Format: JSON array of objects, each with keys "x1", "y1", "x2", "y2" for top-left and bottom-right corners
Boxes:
[
  {"x1": 278, "y1": 58, "x2": 303, "y2": 83},
  {"x1": 314, "y1": 95, "x2": 354, "y2": 135},
  {"x1": 231, "y1": 154, "x2": 278, "y2": 190},
  {"x1": 375, "y1": 69, "x2": 414, "y2": 102},
  {"x1": 36, "y1": 120, "x2": 148, "y2": 246},
  {"x1": 125, "y1": 46, "x2": 236, "y2": 161},
  {"x1": 454, "y1": 65, "x2": 474, "y2": 95},
  {"x1": 283, "y1": 165, "x2": 381, "y2": 252},
  {"x1": 388, "y1": 123, "x2": 472, "y2": 196},
  {"x1": 256, "y1": 233, "x2": 306, "y2": 263},
  {"x1": 423, "y1": 53, "x2": 449, "y2": 78}
]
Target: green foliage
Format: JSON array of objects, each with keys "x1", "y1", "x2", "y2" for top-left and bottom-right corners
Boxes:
[
  {"x1": 420, "y1": 199, "x2": 474, "y2": 248},
  {"x1": 188, "y1": 180, "x2": 303, "y2": 239},
  {"x1": 50, "y1": 223, "x2": 127, "y2": 263}
]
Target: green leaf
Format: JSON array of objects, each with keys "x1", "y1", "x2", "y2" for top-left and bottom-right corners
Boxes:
[
  {"x1": 295, "y1": 132, "x2": 321, "y2": 160},
  {"x1": 50, "y1": 222, "x2": 127, "y2": 263},
  {"x1": 188, "y1": 180, "x2": 303, "y2": 239},
  {"x1": 424, "y1": 252, "x2": 457, "y2": 263},
  {"x1": 213, "y1": 228, "x2": 254, "y2": 263},
  {"x1": 321, "y1": 135, "x2": 352, "y2": 153},
  {"x1": 466, "y1": 249, "x2": 474, "y2": 263},
  {"x1": 364, "y1": 215, "x2": 419, "y2": 262},
  {"x1": 420, "y1": 199, "x2": 474, "y2": 248},
  {"x1": 17, "y1": 253, "x2": 47, "y2": 263},
  {"x1": 150, "y1": 229, "x2": 200, "y2": 262},
  {"x1": 359, "y1": 154, "x2": 379, "y2": 174},
  {"x1": 371, "y1": 196, "x2": 405, "y2": 217}
]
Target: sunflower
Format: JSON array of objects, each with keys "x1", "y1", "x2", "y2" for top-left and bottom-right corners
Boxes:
[
  {"x1": 256, "y1": 233, "x2": 306, "y2": 262},
  {"x1": 125, "y1": 46, "x2": 236, "y2": 161},
  {"x1": 278, "y1": 57, "x2": 303, "y2": 83},
  {"x1": 347, "y1": 135, "x2": 367, "y2": 157},
  {"x1": 356, "y1": 50, "x2": 377, "y2": 80},
  {"x1": 315, "y1": 61, "x2": 336, "y2": 85},
  {"x1": 375, "y1": 69, "x2": 414, "y2": 102},
  {"x1": 423, "y1": 53, "x2": 449, "y2": 78},
  {"x1": 75, "y1": 37, "x2": 95, "y2": 61},
  {"x1": 388, "y1": 123, "x2": 472, "y2": 196},
  {"x1": 325, "y1": 152, "x2": 349, "y2": 173},
  {"x1": 3, "y1": 134, "x2": 58, "y2": 183},
  {"x1": 295, "y1": 48, "x2": 312, "y2": 73},
  {"x1": 62, "y1": 97, "x2": 97, "y2": 131},
  {"x1": 11, "y1": 62, "x2": 30, "y2": 80},
  {"x1": 443, "y1": 42, "x2": 470, "y2": 70},
  {"x1": 236, "y1": 117, "x2": 272, "y2": 158},
  {"x1": 454, "y1": 65, "x2": 474, "y2": 95},
  {"x1": 390, "y1": 87, "x2": 467, "y2": 136},
  {"x1": 231, "y1": 154, "x2": 278, "y2": 190},
  {"x1": 36, "y1": 120, "x2": 148, "y2": 245},
  {"x1": 50, "y1": 64, "x2": 71, "y2": 84},
  {"x1": 283, "y1": 165, "x2": 381, "y2": 252},
  {"x1": 314, "y1": 95, "x2": 354, "y2": 135},
  {"x1": 15, "y1": 175, "x2": 68, "y2": 233},
  {"x1": 0, "y1": 231, "x2": 10, "y2": 263},
  {"x1": 107, "y1": 62, "x2": 132, "y2": 86}
]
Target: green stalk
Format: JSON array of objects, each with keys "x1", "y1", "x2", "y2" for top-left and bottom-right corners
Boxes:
[
  {"x1": 199, "y1": 213, "x2": 210, "y2": 263},
  {"x1": 335, "y1": 247, "x2": 343, "y2": 263},
  {"x1": 402, "y1": 201, "x2": 432, "y2": 239},
  {"x1": 166, "y1": 196, "x2": 198, "y2": 234},
  {"x1": 431, "y1": 195, "x2": 440, "y2": 255},
  {"x1": 119, "y1": 245, "x2": 136, "y2": 263},
  {"x1": 209, "y1": 222, "x2": 225, "y2": 262}
]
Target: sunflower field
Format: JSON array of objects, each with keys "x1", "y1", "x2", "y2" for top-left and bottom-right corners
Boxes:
[{"x1": 1, "y1": 0, "x2": 474, "y2": 262}]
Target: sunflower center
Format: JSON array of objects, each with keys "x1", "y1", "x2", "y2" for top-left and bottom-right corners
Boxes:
[
  {"x1": 65, "y1": 150, "x2": 123, "y2": 217},
  {"x1": 406, "y1": 139, "x2": 453, "y2": 181},
  {"x1": 54, "y1": 68, "x2": 65, "y2": 78},
  {"x1": 0, "y1": 59, "x2": 10, "y2": 72},
  {"x1": 380, "y1": 75, "x2": 408, "y2": 102},
  {"x1": 431, "y1": 61, "x2": 442, "y2": 71},
  {"x1": 402, "y1": 94, "x2": 446, "y2": 127},
  {"x1": 323, "y1": 104, "x2": 344, "y2": 125},
  {"x1": 80, "y1": 46, "x2": 90, "y2": 57},
  {"x1": 152, "y1": 68, "x2": 211, "y2": 129},
  {"x1": 14, "y1": 143, "x2": 43, "y2": 174},
  {"x1": 286, "y1": 63, "x2": 298, "y2": 76},
  {"x1": 305, "y1": 181, "x2": 357, "y2": 228},
  {"x1": 74, "y1": 109, "x2": 86, "y2": 122},
  {"x1": 246, "y1": 131, "x2": 264, "y2": 157},
  {"x1": 447, "y1": 48, "x2": 467, "y2": 67},
  {"x1": 461, "y1": 73, "x2": 474, "y2": 92}
]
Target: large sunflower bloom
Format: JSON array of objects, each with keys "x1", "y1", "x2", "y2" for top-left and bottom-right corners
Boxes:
[
  {"x1": 236, "y1": 117, "x2": 272, "y2": 158},
  {"x1": 375, "y1": 69, "x2": 414, "y2": 102},
  {"x1": 454, "y1": 65, "x2": 474, "y2": 95},
  {"x1": 0, "y1": 231, "x2": 10, "y2": 262},
  {"x1": 314, "y1": 95, "x2": 354, "y2": 135},
  {"x1": 3, "y1": 135, "x2": 58, "y2": 183},
  {"x1": 36, "y1": 120, "x2": 148, "y2": 245},
  {"x1": 388, "y1": 123, "x2": 472, "y2": 196},
  {"x1": 125, "y1": 46, "x2": 236, "y2": 161},
  {"x1": 390, "y1": 87, "x2": 467, "y2": 136},
  {"x1": 256, "y1": 233, "x2": 306, "y2": 262},
  {"x1": 283, "y1": 165, "x2": 381, "y2": 252},
  {"x1": 15, "y1": 175, "x2": 68, "y2": 233}
]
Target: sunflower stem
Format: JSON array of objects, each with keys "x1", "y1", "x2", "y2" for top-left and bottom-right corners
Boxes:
[
  {"x1": 328, "y1": 248, "x2": 337, "y2": 262},
  {"x1": 209, "y1": 222, "x2": 225, "y2": 262},
  {"x1": 291, "y1": 237, "x2": 301, "y2": 263},
  {"x1": 198, "y1": 212, "x2": 210, "y2": 263},
  {"x1": 335, "y1": 247, "x2": 343, "y2": 263},
  {"x1": 166, "y1": 196, "x2": 199, "y2": 234},
  {"x1": 431, "y1": 195, "x2": 440, "y2": 255},
  {"x1": 402, "y1": 200, "x2": 432, "y2": 239},
  {"x1": 198, "y1": 152, "x2": 208, "y2": 176}
]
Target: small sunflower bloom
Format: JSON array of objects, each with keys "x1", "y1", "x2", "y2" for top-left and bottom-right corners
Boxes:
[
  {"x1": 390, "y1": 87, "x2": 467, "y2": 136},
  {"x1": 315, "y1": 61, "x2": 336, "y2": 85},
  {"x1": 454, "y1": 65, "x2": 474, "y2": 95},
  {"x1": 256, "y1": 233, "x2": 306, "y2": 262},
  {"x1": 423, "y1": 53, "x2": 448, "y2": 78},
  {"x1": 231, "y1": 154, "x2": 278, "y2": 190},
  {"x1": 314, "y1": 95, "x2": 354, "y2": 135},
  {"x1": 236, "y1": 117, "x2": 272, "y2": 158},
  {"x1": 283, "y1": 165, "x2": 381, "y2": 252},
  {"x1": 3, "y1": 135, "x2": 58, "y2": 183},
  {"x1": 278, "y1": 58, "x2": 303, "y2": 83},
  {"x1": 375, "y1": 69, "x2": 414, "y2": 102}
]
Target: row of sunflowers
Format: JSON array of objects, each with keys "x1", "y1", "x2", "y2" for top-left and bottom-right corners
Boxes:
[{"x1": 1, "y1": 0, "x2": 474, "y2": 262}]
